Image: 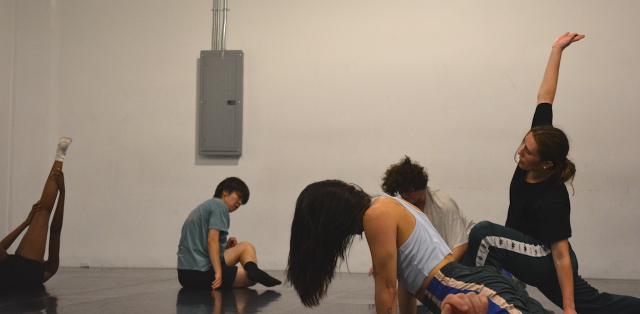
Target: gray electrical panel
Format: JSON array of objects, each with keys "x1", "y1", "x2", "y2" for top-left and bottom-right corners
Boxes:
[{"x1": 198, "y1": 50, "x2": 243, "y2": 156}]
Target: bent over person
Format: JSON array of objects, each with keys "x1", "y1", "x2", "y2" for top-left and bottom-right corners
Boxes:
[
  {"x1": 382, "y1": 156, "x2": 475, "y2": 262},
  {"x1": 287, "y1": 180, "x2": 551, "y2": 314}
]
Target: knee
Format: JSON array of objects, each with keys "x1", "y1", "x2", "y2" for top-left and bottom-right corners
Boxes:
[
  {"x1": 238, "y1": 241, "x2": 255, "y2": 252},
  {"x1": 469, "y1": 221, "x2": 499, "y2": 245}
]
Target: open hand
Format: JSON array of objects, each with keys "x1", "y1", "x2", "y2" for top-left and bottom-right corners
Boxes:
[
  {"x1": 552, "y1": 32, "x2": 585, "y2": 50},
  {"x1": 211, "y1": 273, "x2": 222, "y2": 289}
]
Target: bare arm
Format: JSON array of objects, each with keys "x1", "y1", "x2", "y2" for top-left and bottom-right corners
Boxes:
[
  {"x1": 450, "y1": 243, "x2": 468, "y2": 262},
  {"x1": 398, "y1": 285, "x2": 417, "y2": 314},
  {"x1": 208, "y1": 229, "x2": 223, "y2": 289},
  {"x1": 365, "y1": 206, "x2": 399, "y2": 314},
  {"x1": 537, "y1": 32, "x2": 585, "y2": 104},
  {"x1": 0, "y1": 203, "x2": 39, "y2": 250},
  {"x1": 551, "y1": 240, "x2": 577, "y2": 314}
]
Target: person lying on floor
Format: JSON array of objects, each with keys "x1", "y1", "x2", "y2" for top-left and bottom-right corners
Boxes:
[{"x1": 0, "y1": 137, "x2": 71, "y2": 290}]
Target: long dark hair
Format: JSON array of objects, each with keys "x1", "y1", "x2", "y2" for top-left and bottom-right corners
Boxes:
[
  {"x1": 530, "y1": 126, "x2": 576, "y2": 185},
  {"x1": 286, "y1": 180, "x2": 371, "y2": 307}
]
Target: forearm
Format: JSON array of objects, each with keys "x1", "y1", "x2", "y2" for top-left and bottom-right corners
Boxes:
[
  {"x1": 375, "y1": 282, "x2": 398, "y2": 314},
  {"x1": 0, "y1": 221, "x2": 29, "y2": 250},
  {"x1": 537, "y1": 47, "x2": 563, "y2": 104},
  {"x1": 208, "y1": 241, "x2": 222, "y2": 274},
  {"x1": 450, "y1": 243, "x2": 468, "y2": 262},
  {"x1": 554, "y1": 256, "x2": 575, "y2": 311},
  {"x1": 551, "y1": 241, "x2": 576, "y2": 312},
  {"x1": 397, "y1": 285, "x2": 417, "y2": 314}
]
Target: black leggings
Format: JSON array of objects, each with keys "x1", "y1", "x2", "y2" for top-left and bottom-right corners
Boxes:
[{"x1": 463, "y1": 221, "x2": 640, "y2": 314}]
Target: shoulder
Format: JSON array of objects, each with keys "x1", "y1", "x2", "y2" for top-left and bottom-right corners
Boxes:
[
  {"x1": 536, "y1": 183, "x2": 570, "y2": 213},
  {"x1": 428, "y1": 188, "x2": 458, "y2": 208},
  {"x1": 210, "y1": 198, "x2": 227, "y2": 210},
  {"x1": 364, "y1": 197, "x2": 400, "y2": 225},
  {"x1": 542, "y1": 182, "x2": 570, "y2": 201},
  {"x1": 204, "y1": 198, "x2": 229, "y2": 216}
]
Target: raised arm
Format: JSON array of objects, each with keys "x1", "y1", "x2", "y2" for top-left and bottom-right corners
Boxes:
[
  {"x1": 537, "y1": 32, "x2": 585, "y2": 105},
  {"x1": 365, "y1": 205, "x2": 399, "y2": 314}
]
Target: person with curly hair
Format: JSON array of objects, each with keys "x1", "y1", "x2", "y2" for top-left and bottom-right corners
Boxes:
[{"x1": 382, "y1": 156, "x2": 475, "y2": 262}]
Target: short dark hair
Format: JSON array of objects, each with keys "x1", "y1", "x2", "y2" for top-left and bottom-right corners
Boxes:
[
  {"x1": 287, "y1": 180, "x2": 371, "y2": 307},
  {"x1": 381, "y1": 156, "x2": 428, "y2": 195},
  {"x1": 214, "y1": 177, "x2": 250, "y2": 204}
]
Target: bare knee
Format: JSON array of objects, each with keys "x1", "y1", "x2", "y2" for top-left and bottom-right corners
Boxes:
[{"x1": 237, "y1": 241, "x2": 256, "y2": 253}]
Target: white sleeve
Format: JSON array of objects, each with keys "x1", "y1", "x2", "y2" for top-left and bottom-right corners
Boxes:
[{"x1": 431, "y1": 190, "x2": 475, "y2": 249}]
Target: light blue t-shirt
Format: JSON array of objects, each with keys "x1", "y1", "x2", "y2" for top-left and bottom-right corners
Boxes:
[{"x1": 177, "y1": 198, "x2": 230, "y2": 271}]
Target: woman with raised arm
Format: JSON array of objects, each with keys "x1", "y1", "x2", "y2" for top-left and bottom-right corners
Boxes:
[
  {"x1": 463, "y1": 33, "x2": 640, "y2": 314},
  {"x1": 0, "y1": 137, "x2": 71, "y2": 290},
  {"x1": 287, "y1": 180, "x2": 551, "y2": 314}
]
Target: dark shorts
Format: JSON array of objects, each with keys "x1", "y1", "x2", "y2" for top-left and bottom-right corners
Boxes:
[
  {"x1": 177, "y1": 258, "x2": 238, "y2": 289},
  {"x1": 0, "y1": 255, "x2": 45, "y2": 290}
]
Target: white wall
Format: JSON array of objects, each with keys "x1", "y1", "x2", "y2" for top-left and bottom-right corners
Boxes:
[
  {"x1": 4, "y1": 0, "x2": 640, "y2": 279},
  {"x1": 0, "y1": 0, "x2": 16, "y2": 238}
]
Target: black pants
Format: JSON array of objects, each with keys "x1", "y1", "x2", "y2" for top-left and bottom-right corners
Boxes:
[{"x1": 463, "y1": 221, "x2": 640, "y2": 314}]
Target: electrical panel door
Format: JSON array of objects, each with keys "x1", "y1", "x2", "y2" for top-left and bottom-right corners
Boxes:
[{"x1": 198, "y1": 50, "x2": 243, "y2": 156}]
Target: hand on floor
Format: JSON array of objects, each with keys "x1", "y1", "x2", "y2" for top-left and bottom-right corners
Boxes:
[{"x1": 441, "y1": 292, "x2": 488, "y2": 314}]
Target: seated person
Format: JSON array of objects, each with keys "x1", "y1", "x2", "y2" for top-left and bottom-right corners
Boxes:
[
  {"x1": 382, "y1": 156, "x2": 475, "y2": 261},
  {"x1": 177, "y1": 177, "x2": 281, "y2": 289}
]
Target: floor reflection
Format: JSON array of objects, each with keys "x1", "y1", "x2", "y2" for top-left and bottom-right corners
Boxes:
[
  {"x1": 0, "y1": 286, "x2": 58, "y2": 314},
  {"x1": 176, "y1": 288, "x2": 281, "y2": 314}
]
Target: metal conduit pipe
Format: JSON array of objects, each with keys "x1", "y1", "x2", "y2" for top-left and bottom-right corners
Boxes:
[{"x1": 221, "y1": 0, "x2": 228, "y2": 51}]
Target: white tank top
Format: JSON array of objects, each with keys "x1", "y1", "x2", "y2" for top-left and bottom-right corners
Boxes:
[{"x1": 392, "y1": 196, "x2": 451, "y2": 294}]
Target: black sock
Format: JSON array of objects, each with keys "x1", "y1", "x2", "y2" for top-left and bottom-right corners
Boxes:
[{"x1": 243, "y1": 262, "x2": 282, "y2": 287}]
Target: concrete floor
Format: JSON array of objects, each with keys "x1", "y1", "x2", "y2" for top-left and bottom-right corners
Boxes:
[{"x1": 1, "y1": 268, "x2": 639, "y2": 313}]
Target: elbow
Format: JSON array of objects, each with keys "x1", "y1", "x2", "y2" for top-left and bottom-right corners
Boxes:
[
  {"x1": 537, "y1": 94, "x2": 553, "y2": 105},
  {"x1": 375, "y1": 276, "x2": 398, "y2": 295}
]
